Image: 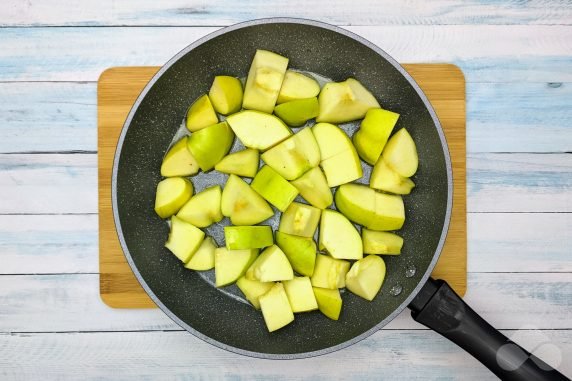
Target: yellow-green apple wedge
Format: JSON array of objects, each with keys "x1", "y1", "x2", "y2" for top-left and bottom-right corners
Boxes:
[
  {"x1": 278, "y1": 202, "x2": 321, "y2": 238},
  {"x1": 259, "y1": 283, "x2": 294, "y2": 332},
  {"x1": 164, "y1": 216, "x2": 205, "y2": 263},
  {"x1": 316, "y1": 78, "x2": 380, "y2": 123},
  {"x1": 353, "y1": 108, "x2": 399, "y2": 165},
  {"x1": 160, "y1": 137, "x2": 199, "y2": 177},
  {"x1": 214, "y1": 247, "x2": 258, "y2": 287},
  {"x1": 226, "y1": 110, "x2": 291, "y2": 150},
  {"x1": 370, "y1": 157, "x2": 415, "y2": 195},
  {"x1": 319, "y1": 209, "x2": 363, "y2": 260},
  {"x1": 186, "y1": 94, "x2": 218, "y2": 132},
  {"x1": 224, "y1": 225, "x2": 273, "y2": 250},
  {"x1": 251, "y1": 166, "x2": 299, "y2": 212},
  {"x1": 209, "y1": 75, "x2": 243, "y2": 115},
  {"x1": 177, "y1": 185, "x2": 222, "y2": 227},
  {"x1": 221, "y1": 174, "x2": 273, "y2": 225},
  {"x1": 382, "y1": 128, "x2": 418, "y2": 177},
  {"x1": 242, "y1": 50, "x2": 289, "y2": 113},
  {"x1": 245, "y1": 245, "x2": 294, "y2": 282},
  {"x1": 362, "y1": 229, "x2": 403, "y2": 255},
  {"x1": 154, "y1": 177, "x2": 193, "y2": 218},
  {"x1": 275, "y1": 231, "x2": 316, "y2": 277},
  {"x1": 261, "y1": 127, "x2": 320, "y2": 180},
  {"x1": 274, "y1": 97, "x2": 319, "y2": 126},
  {"x1": 283, "y1": 277, "x2": 318, "y2": 312},
  {"x1": 290, "y1": 167, "x2": 333, "y2": 209},
  {"x1": 187, "y1": 121, "x2": 234, "y2": 171},
  {"x1": 214, "y1": 149, "x2": 259, "y2": 178},
  {"x1": 236, "y1": 277, "x2": 274, "y2": 310},
  {"x1": 311, "y1": 122, "x2": 351, "y2": 160},
  {"x1": 277, "y1": 70, "x2": 320, "y2": 104},
  {"x1": 335, "y1": 184, "x2": 405, "y2": 231},
  {"x1": 313, "y1": 287, "x2": 342, "y2": 320},
  {"x1": 310, "y1": 254, "x2": 350, "y2": 289},
  {"x1": 185, "y1": 236, "x2": 216, "y2": 271},
  {"x1": 345, "y1": 255, "x2": 386, "y2": 301}
]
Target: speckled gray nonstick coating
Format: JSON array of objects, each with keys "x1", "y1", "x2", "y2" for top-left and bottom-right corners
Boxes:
[{"x1": 112, "y1": 18, "x2": 453, "y2": 359}]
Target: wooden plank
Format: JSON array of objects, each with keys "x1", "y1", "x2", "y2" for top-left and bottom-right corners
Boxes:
[
  {"x1": 0, "y1": 330, "x2": 569, "y2": 379},
  {"x1": 2, "y1": 0, "x2": 571, "y2": 26},
  {"x1": 1, "y1": 26, "x2": 572, "y2": 82},
  {"x1": 2, "y1": 81, "x2": 572, "y2": 154},
  {"x1": 1, "y1": 213, "x2": 571, "y2": 275},
  {"x1": 0, "y1": 273, "x2": 570, "y2": 332}
]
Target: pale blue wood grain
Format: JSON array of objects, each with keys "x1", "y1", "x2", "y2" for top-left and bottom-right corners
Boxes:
[{"x1": 0, "y1": 26, "x2": 571, "y2": 82}]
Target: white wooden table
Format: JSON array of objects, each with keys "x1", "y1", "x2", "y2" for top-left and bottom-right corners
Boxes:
[{"x1": 1, "y1": 2, "x2": 571, "y2": 379}]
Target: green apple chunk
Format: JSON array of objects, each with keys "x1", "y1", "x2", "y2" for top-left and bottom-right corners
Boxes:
[
  {"x1": 160, "y1": 137, "x2": 200, "y2": 177},
  {"x1": 313, "y1": 287, "x2": 342, "y2": 320},
  {"x1": 261, "y1": 128, "x2": 320, "y2": 180},
  {"x1": 370, "y1": 158, "x2": 415, "y2": 195},
  {"x1": 259, "y1": 283, "x2": 294, "y2": 332},
  {"x1": 283, "y1": 277, "x2": 318, "y2": 312},
  {"x1": 243, "y1": 50, "x2": 289, "y2": 113},
  {"x1": 277, "y1": 70, "x2": 320, "y2": 104},
  {"x1": 226, "y1": 110, "x2": 292, "y2": 151},
  {"x1": 236, "y1": 277, "x2": 274, "y2": 310},
  {"x1": 214, "y1": 247, "x2": 258, "y2": 287},
  {"x1": 353, "y1": 108, "x2": 399, "y2": 165},
  {"x1": 245, "y1": 245, "x2": 294, "y2": 282},
  {"x1": 345, "y1": 255, "x2": 386, "y2": 301},
  {"x1": 316, "y1": 78, "x2": 380, "y2": 124},
  {"x1": 335, "y1": 184, "x2": 405, "y2": 231},
  {"x1": 177, "y1": 185, "x2": 223, "y2": 227},
  {"x1": 185, "y1": 236, "x2": 216, "y2": 271},
  {"x1": 312, "y1": 122, "x2": 351, "y2": 160},
  {"x1": 311, "y1": 254, "x2": 350, "y2": 289},
  {"x1": 221, "y1": 175, "x2": 273, "y2": 225},
  {"x1": 290, "y1": 167, "x2": 333, "y2": 209},
  {"x1": 362, "y1": 229, "x2": 403, "y2": 255},
  {"x1": 209, "y1": 75, "x2": 243, "y2": 115},
  {"x1": 165, "y1": 216, "x2": 205, "y2": 263},
  {"x1": 155, "y1": 177, "x2": 193, "y2": 218},
  {"x1": 383, "y1": 128, "x2": 418, "y2": 177},
  {"x1": 251, "y1": 166, "x2": 299, "y2": 212},
  {"x1": 214, "y1": 149, "x2": 259, "y2": 178},
  {"x1": 275, "y1": 231, "x2": 316, "y2": 277},
  {"x1": 274, "y1": 97, "x2": 319, "y2": 127},
  {"x1": 319, "y1": 209, "x2": 363, "y2": 260},
  {"x1": 186, "y1": 94, "x2": 218, "y2": 132},
  {"x1": 187, "y1": 121, "x2": 234, "y2": 171},
  {"x1": 224, "y1": 225, "x2": 273, "y2": 250},
  {"x1": 279, "y1": 202, "x2": 321, "y2": 238}
]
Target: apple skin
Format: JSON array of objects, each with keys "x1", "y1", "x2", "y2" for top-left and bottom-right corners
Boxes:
[
  {"x1": 259, "y1": 283, "x2": 295, "y2": 332},
  {"x1": 242, "y1": 50, "x2": 289, "y2": 114},
  {"x1": 353, "y1": 108, "x2": 399, "y2": 165},
  {"x1": 226, "y1": 110, "x2": 292, "y2": 151},
  {"x1": 185, "y1": 236, "x2": 216, "y2": 271},
  {"x1": 362, "y1": 229, "x2": 404, "y2": 255},
  {"x1": 224, "y1": 225, "x2": 273, "y2": 250},
  {"x1": 164, "y1": 216, "x2": 205, "y2": 263},
  {"x1": 319, "y1": 209, "x2": 363, "y2": 260},
  {"x1": 277, "y1": 70, "x2": 320, "y2": 104},
  {"x1": 316, "y1": 78, "x2": 380, "y2": 124},
  {"x1": 236, "y1": 277, "x2": 274, "y2": 310},
  {"x1": 370, "y1": 158, "x2": 415, "y2": 195},
  {"x1": 274, "y1": 97, "x2": 319, "y2": 127},
  {"x1": 154, "y1": 177, "x2": 193, "y2": 219},
  {"x1": 345, "y1": 255, "x2": 386, "y2": 301},
  {"x1": 160, "y1": 137, "x2": 200, "y2": 177},
  {"x1": 275, "y1": 231, "x2": 317, "y2": 277},
  {"x1": 335, "y1": 184, "x2": 405, "y2": 231},
  {"x1": 283, "y1": 277, "x2": 318, "y2": 313},
  {"x1": 187, "y1": 121, "x2": 234, "y2": 172},
  {"x1": 245, "y1": 245, "x2": 294, "y2": 282},
  {"x1": 221, "y1": 174, "x2": 274, "y2": 226},
  {"x1": 214, "y1": 247, "x2": 258, "y2": 287},
  {"x1": 186, "y1": 94, "x2": 218, "y2": 132},
  {"x1": 313, "y1": 287, "x2": 342, "y2": 320},
  {"x1": 382, "y1": 128, "x2": 419, "y2": 177},
  {"x1": 214, "y1": 149, "x2": 259, "y2": 178},
  {"x1": 251, "y1": 166, "x2": 299, "y2": 212},
  {"x1": 278, "y1": 202, "x2": 321, "y2": 238},
  {"x1": 177, "y1": 185, "x2": 223, "y2": 228},
  {"x1": 290, "y1": 167, "x2": 333, "y2": 209},
  {"x1": 209, "y1": 75, "x2": 243, "y2": 115}
]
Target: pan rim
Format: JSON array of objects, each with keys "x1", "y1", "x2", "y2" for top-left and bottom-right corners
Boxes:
[{"x1": 111, "y1": 17, "x2": 453, "y2": 360}]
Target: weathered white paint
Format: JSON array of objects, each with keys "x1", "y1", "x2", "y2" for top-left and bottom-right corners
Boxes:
[{"x1": 1, "y1": 26, "x2": 571, "y2": 82}]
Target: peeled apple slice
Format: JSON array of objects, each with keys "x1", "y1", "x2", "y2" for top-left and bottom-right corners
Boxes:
[
  {"x1": 164, "y1": 216, "x2": 205, "y2": 263},
  {"x1": 278, "y1": 202, "x2": 321, "y2": 238},
  {"x1": 283, "y1": 277, "x2": 318, "y2": 312},
  {"x1": 214, "y1": 149, "x2": 259, "y2": 178},
  {"x1": 277, "y1": 70, "x2": 320, "y2": 104},
  {"x1": 236, "y1": 277, "x2": 274, "y2": 310},
  {"x1": 319, "y1": 209, "x2": 363, "y2": 260},
  {"x1": 316, "y1": 78, "x2": 380, "y2": 124},
  {"x1": 245, "y1": 245, "x2": 294, "y2": 282},
  {"x1": 259, "y1": 283, "x2": 294, "y2": 332},
  {"x1": 214, "y1": 247, "x2": 258, "y2": 287},
  {"x1": 226, "y1": 110, "x2": 292, "y2": 151},
  {"x1": 310, "y1": 254, "x2": 350, "y2": 289},
  {"x1": 345, "y1": 255, "x2": 386, "y2": 301},
  {"x1": 221, "y1": 174, "x2": 273, "y2": 226},
  {"x1": 185, "y1": 236, "x2": 216, "y2": 271},
  {"x1": 362, "y1": 229, "x2": 403, "y2": 255},
  {"x1": 274, "y1": 97, "x2": 319, "y2": 127},
  {"x1": 382, "y1": 128, "x2": 418, "y2": 177},
  {"x1": 242, "y1": 50, "x2": 289, "y2": 113},
  {"x1": 177, "y1": 185, "x2": 223, "y2": 227},
  {"x1": 160, "y1": 137, "x2": 199, "y2": 177},
  {"x1": 154, "y1": 177, "x2": 193, "y2": 219},
  {"x1": 186, "y1": 94, "x2": 218, "y2": 132},
  {"x1": 290, "y1": 167, "x2": 333, "y2": 209},
  {"x1": 370, "y1": 158, "x2": 415, "y2": 195}
]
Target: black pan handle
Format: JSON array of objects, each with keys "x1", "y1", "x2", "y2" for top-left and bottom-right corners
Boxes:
[{"x1": 409, "y1": 278, "x2": 568, "y2": 381}]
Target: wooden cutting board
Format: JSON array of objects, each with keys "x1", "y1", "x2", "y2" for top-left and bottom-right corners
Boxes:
[{"x1": 98, "y1": 64, "x2": 466, "y2": 308}]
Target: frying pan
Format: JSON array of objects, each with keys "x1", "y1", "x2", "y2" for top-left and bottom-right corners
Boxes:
[{"x1": 112, "y1": 18, "x2": 566, "y2": 380}]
